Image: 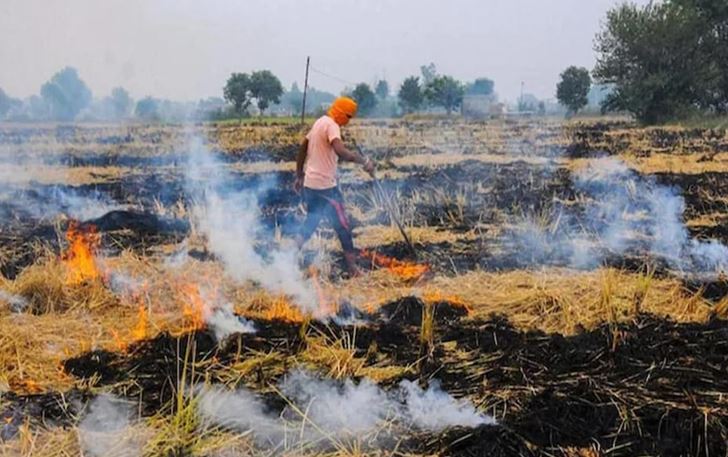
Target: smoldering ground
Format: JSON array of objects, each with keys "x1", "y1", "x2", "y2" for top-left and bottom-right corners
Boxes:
[{"x1": 504, "y1": 156, "x2": 728, "y2": 274}]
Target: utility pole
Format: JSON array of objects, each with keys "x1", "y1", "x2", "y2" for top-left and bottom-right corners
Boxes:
[
  {"x1": 519, "y1": 81, "x2": 525, "y2": 112},
  {"x1": 301, "y1": 56, "x2": 310, "y2": 125}
]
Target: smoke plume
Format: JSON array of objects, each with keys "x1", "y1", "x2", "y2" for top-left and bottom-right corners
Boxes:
[
  {"x1": 197, "y1": 369, "x2": 494, "y2": 451},
  {"x1": 184, "y1": 137, "x2": 317, "y2": 312},
  {"x1": 506, "y1": 157, "x2": 728, "y2": 274},
  {"x1": 78, "y1": 394, "x2": 143, "y2": 457},
  {"x1": 399, "y1": 379, "x2": 495, "y2": 431},
  {"x1": 0, "y1": 154, "x2": 123, "y2": 222}
]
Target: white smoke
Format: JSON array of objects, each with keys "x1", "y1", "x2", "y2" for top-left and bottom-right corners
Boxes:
[
  {"x1": 506, "y1": 157, "x2": 728, "y2": 274},
  {"x1": 185, "y1": 284, "x2": 255, "y2": 341},
  {"x1": 163, "y1": 240, "x2": 190, "y2": 268},
  {"x1": 42, "y1": 187, "x2": 123, "y2": 221},
  {"x1": 78, "y1": 394, "x2": 143, "y2": 457},
  {"x1": 399, "y1": 379, "x2": 495, "y2": 431},
  {"x1": 184, "y1": 137, "x2": 317, "y2": 312},
  {"x1": 107, "y1": 271, "x2": 144, "y2": 297},
  {"x1": 197, "y1": 369, "x2": 494, "y2": 451},
  {"x1": 207, "y1": 305, "x2": 256, "y2": 341},
  {"x1": 196, "y1": 384, "x2": 284, "y2": 448},
  {"x1": 0, "y1": 289, "x2": 28, "y2": 312},
  {"x1": 279, "y1": 370, "x2": 398, "y2": 438},
  {"x1": 0, "y1": 154, "x2": 123, "y2": 222}
]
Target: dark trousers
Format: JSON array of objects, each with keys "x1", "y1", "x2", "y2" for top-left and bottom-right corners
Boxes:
[{"x1": 299, "y1": 186, "x2": 355, "y2": 253}]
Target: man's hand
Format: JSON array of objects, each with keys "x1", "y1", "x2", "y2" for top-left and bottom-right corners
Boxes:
[
  {"x1": 363, "y1": 157, "x2": 376, "y2": 176},
  {"x1": 294, "y1": 176, "x2": 304, "y2": 193}
]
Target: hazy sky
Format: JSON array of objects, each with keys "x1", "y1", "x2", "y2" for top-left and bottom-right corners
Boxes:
[{"x1": 0, "y1": 0, "x2": 648, "y2": 103}]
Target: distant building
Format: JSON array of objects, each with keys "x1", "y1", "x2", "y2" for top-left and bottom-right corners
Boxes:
[{"x1": 461, "y1": 94, "x2": 499, "y2": 119}]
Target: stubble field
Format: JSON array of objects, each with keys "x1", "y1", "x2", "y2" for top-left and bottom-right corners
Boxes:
[{"x1": 1, "y1": 117, "x2": 727, "y2": 456}]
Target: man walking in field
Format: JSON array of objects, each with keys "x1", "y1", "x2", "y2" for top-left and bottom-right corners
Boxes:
[{"x1": 294, "y1": 96, "x2": 375, "y2": 276}]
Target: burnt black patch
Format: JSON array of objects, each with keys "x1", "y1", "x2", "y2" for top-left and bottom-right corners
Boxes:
[{"x1": 378, "y1": 295, "x2": 468, "y2": 327}]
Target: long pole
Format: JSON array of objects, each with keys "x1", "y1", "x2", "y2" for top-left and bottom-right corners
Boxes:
[
  {"x1": 301, "y1": 56, "x2": 310, "y2": 125},
  {"x1": 353, "y1": 143, "x2": 416, "y2": 255}
]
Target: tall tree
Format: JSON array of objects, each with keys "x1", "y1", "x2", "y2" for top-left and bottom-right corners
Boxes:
[
  {"x1": 0, "y1": 88, "x2": 15, "y2": 118},
  {"x1": 135, "y1": 97, "x2": 159, "y2": 120},
  {"x1": 672, "y1": 0, "x2": 728, "y2": 113},
  {"x1": 420, "y1": 63, "x2": 437, "y2": 85},
  {"x1": 110, "y1": 87, "x2": 132, "y2": 118},
  {"x1": 351, "y1": 83, "x2": 377, "y2": 116},
  {"x1": 594, "y1": 1, "x2": 725, "y2": 123},
  {"x1": 249, "y1": 70, "x2": 284, "y2": 115},
  {"x1": 40, "y1": 67, "x2": 92, "y2": 121},
  {"x1": 223, "y1": 73, "x2": 252, "y2": 116},
  {"x1": 398, "y1": 76, "x2": 424, "y2": 113},
  {"x1": 285, "y1": 82, "x2": 304, "y2": 114},
  {"x1": 556, "y1": 66, "x2": 591, "y2": 115},
  {"x1": 375, "y1": 80, "x2": 389, "y2": 99},
  {"x1": 424, "y1": 75, "x2": 464, "y2": 115}
]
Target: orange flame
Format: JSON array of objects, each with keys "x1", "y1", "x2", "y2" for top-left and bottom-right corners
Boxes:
[
  {"x1": 109, "y1": 329, "x2": 128, "y2": 352},
  {"x1": 132, "y1": 304, "x2": 149, "y2": 340},
  {"x1": 179, "y1": 283, "x2": 208, "y2": 330},
  {"x1": 309, "y1": 266, "x2": 338, "y2": 317},
  {"x1": 360, "y1": 250, "x2": 429, "y2": 281},
  {"x1": 62, "y1": 221, "x2": 101, "y2": 285},
  {"x1": 422, "y1": 289, "x2": 472, "y2": 313},
  {"x1": 18, "y1": 379, "x2": 43, "y2": 394},
  {"x1": 265, "y1": 296, "x2": 305, "y2": 322}
]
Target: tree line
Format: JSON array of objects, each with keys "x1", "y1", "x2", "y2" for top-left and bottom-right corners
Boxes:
[
  {"x1": 0, "y1": 67, "x2": 223, "y2": 122},
  {"x1": 222, "y1": 62, "x2": 495, "y2": 118},
  {"x1": 0, "y1": 64, "x2": 497, "y2": 122}
]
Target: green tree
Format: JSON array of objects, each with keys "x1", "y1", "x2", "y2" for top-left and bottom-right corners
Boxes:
[
  {"x1": 351, "y1": 83, "x2": 377, "y2": 116},
  {"x1": 672, "y1": 0, "x2": 728, "y2": 113},
  {"x1": 375, "y1": 80, "x2": 389, "y2": 99},
  {"x1": 424, "y1": 75, "x2": 464, "y2": 115},
  {"x1": 135, "y1": 97, "x2": 159, "y2": 120},
  {"x1": 0, "y1": 88, "x2": 15, "y2": 118},
  {"x1": 223, "y1": 73, "x2": 252, "y2": 116},
  {"x1": 249, "y1": 70, "x2": 283, "y2": 115},
  {"x1": 420, "y1": 63, "x2": 437, "y2": 85},
  {"x1": 398, "y1": 76, "x2": 424, "y2": 113},
  {"x1": 285, "y1": 82, "x2": 304, "y2": 114},
  {"x1": 466, "y1": 78, "x2": 494, "y2": 96},
  {"x1": 40, "y1": 67, "x2": 92, "y2": 121},
  {"x1": 594, "y1": 1, "x2": 722, "y2": 123},
  {"x1": 556, "y1": 66, "x2": 591, "y2": 115},
  {"x1": 110, "y1": 87, "x2": 132, "y2": 118}
]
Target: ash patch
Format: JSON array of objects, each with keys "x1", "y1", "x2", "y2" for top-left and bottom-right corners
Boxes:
[
  {"x1": 408, "y1": 424, "x2": 534, "y2": 457},
  {"x1": 436, "y1": 314, "x2": 728, "y2": 456},
  {"x1": 0, "y1": 389, "x2": 89, "y2": 440},
  {"x1": 379, "y1": 296, "x2": 468, "y2": 326},
  {"x1": 64, "y1": 321, "x2": 303, "y2": 414}
]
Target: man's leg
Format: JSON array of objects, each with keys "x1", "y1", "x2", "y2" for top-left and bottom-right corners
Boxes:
[
  {"x1": 296, "y1": 189, "x2": 325, "y2": 249},
  {"x1": 321, "y1": 188, "x2": 359, "y2": 276}
]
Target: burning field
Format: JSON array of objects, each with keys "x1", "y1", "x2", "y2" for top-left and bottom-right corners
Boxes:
[{"x1": 1, "y1": 118, "x2": 728, "y2": 456}]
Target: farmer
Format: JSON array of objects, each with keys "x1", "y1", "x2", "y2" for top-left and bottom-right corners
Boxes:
[{"x1": 294, "y1": 96, "x2": 375, "y2": 276}]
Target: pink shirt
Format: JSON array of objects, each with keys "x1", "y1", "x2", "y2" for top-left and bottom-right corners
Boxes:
[{"x1": 304, "y1": 115, "x2": 341, "y2": 189}]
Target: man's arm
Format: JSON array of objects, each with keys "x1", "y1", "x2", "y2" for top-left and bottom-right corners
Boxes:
[
  {"x1": 332, "y1": 138, "x2": 375, "y2": 175},
  {"x1": 332, "y1": 138, "x2": 370, "y2": 165}
]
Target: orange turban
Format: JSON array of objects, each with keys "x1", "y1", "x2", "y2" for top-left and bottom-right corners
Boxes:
[{"x1": 328, "y1": 97, "x2": 358, "y2": 126}]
